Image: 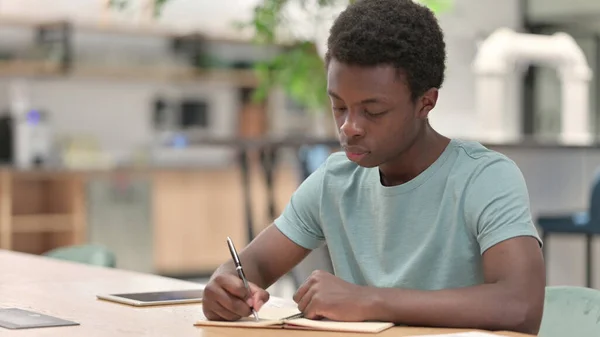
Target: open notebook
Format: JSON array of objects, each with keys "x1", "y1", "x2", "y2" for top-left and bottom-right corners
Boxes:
[{"x1": 194, "y1": 307, "x2": 395, "y2": 333}]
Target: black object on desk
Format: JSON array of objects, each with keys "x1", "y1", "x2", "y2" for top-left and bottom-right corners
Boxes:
[
  {"x1": 537, "y1": 171, "x2": 600, "y2": 288},
  {"x1": 0, "y1": 308, "x2": 79, "y2": 329}
]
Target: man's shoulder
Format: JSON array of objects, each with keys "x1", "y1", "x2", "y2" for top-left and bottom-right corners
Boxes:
[
  {"x1": 451, "y1": 139, "x2": 520, "y2": 176},
  {"x1": 449, "y1": 139, "x2": 527, "y2": 201},
  {"x1": 453, "y1": 139, "x2": 510, "y2": 162}
]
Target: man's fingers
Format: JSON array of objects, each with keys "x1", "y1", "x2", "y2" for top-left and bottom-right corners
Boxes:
[
  {"x1": 204, "y1": 301, "x2": 242, "y2": 321},
  {"x1": 247, "y1": 283, "x2": 270, "y2": 311},
  {"x1": 293, "y1": 277, "x2": 314, "y2": 303},
  {"x1": 218, "y1": 275, "x2": 250, "y2": 300},
  {"x1": 247, "y1": 291, "x2": 268, "y2": 311},
  {"x1": 296, "y1": 286, "x2": 316, "y2": 313},
  {"x1": 213, "y1": 303, "x2": 241, "y2": 321},
  {"x1": 213, "y1": 285, "x2": 252, "y2": 317},
  {"x1": 302, "y1": 295, "x2": 323, "y2": 320},
  {"x1": 209, "y1": 275, "x2": 270, "y2": 316},
  {"x1": 203, "y1": 282, "x2": 243, "y2": 321}
]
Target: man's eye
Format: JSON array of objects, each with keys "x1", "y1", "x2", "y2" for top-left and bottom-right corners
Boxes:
[
  {"x1": 332, "y1": 107, "x2": 347, "y2": 113},
  {"x1": 364, "y1": 109, "x2": 385, "y2": 116}
]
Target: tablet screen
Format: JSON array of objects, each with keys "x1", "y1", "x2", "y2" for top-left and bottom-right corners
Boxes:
[{"x1": 110, "y1": 289, "x2": 203, "y2": 303}]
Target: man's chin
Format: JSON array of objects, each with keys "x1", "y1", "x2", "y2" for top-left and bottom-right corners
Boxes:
[
  {"x1": 355, "y1": 161, "x2": 379, "y2": 168},
  {"x1": 347, "y1": 154, "x2": 379, "y2": 168}
]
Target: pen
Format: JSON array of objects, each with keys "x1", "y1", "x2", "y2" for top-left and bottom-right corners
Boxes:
[{"x1": 226, "y1": 236, "x2": 259, "y2": 321}]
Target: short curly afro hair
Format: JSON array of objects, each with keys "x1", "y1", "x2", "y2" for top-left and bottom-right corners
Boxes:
[{"x1": 325, "y1": 0, "x2": 446, "y2": 102}]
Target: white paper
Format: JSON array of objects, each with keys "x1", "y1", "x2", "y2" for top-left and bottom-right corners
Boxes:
[{"x1": 263, "y1": 296, "x2": 297, "y2": 309}]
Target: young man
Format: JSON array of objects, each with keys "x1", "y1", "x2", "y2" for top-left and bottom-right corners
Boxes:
[{"x1": 202, "y1": 0, "x2": 545, "y2": 334}]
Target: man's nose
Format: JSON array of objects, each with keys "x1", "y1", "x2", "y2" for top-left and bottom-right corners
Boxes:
[{"x1": 340, "y1": 112, "x2": 365, "y2": 139}]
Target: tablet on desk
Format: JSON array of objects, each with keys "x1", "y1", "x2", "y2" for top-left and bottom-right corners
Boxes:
[{"x1": 97, "y1": 289, "x2": 203, "y2": 307}]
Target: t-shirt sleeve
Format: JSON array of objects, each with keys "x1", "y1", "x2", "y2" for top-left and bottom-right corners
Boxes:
[
  {"x1": 273, "y1": 160, "x2": 326, "y2": 250},
  {"x1": 465, "y1": 157, "x2": 542, "y2": 254}
]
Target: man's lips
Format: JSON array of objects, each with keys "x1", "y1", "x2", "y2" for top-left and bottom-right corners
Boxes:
[
  {"x1": 346, "y1": 151, "x2": 367, "y2": 161},
  {"x1": 343, "y1": 146, "x2": 369, "y2": 161},
  {"x1": 343, "y1": 145, "x2": 369, "y2": 154}
]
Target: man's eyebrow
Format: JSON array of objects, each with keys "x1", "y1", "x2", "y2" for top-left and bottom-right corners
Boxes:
[
  {"x1": 327, "y1": 90, "x2": 383, "y2": 104},
  {"x1": 327, "y1": 90, "x2": 342, "y2": 100}
]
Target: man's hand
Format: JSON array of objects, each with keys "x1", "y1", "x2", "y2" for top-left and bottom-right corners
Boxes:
[
  {"x1": 293, "y1": 270, "x2": 371, "y2": 321},
  {"x1": 201, "y1": 225, "x2": 311, "y2": 321},
  {"x1": 202, "y1": 273, "x2": 270, "y2": 321}
]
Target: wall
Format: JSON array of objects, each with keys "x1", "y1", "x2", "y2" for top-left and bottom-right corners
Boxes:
[
  {"x1": 0, "y1": 1, "x2": 282, "y2": 166},
  {"x1": 0, "y1": 0, "x2": 525, "y2": 144},
  {"x1": 0, "y1": 70, "x2": 245, "y2": 166},
  {"x1": 528, "y1": 0, "x2": 600, "y2": 22},
  {"x1": 293, "y1": 0, "x2": 525, "y2": 140},
  {"x1": 0, "y1": 0, "x2": 262, "y2": 40},
  {"x1": 2, "y1": 0, "x2": 599, "y2": 143},
  {"x1": 532, "y1": 34, "x2": 598, "y2": 136},
  {"x1": 429, "y1": 0, "x2": 523, "y2": 139},
  {"x1": 28, "y1": 79, "x2": 238, "y2": 156}
]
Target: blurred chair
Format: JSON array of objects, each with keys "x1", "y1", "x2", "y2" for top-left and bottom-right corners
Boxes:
[
  {"x1": 297, "y1": 145, "x2": 331, "y2": 180},
  {"x1": 43, "y1": 244, "x2": 116, "y2": 268},
  {"x1": 539, "y1": 286, "x2": 600, "y2": 337},
  {"x1": 537, "y1": 170, "x2": 600, "y2": 288}
]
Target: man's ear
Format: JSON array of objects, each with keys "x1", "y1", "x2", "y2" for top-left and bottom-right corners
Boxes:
[{"x1": 417, "y1": 88, "x2": 438, "y2": 119}]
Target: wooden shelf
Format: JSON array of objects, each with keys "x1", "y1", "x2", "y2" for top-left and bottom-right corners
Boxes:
[
  {"x1": 0, "y1": 14, "x2": 272, "y2": 84},
  {"x1": 0, "y1": 60, "x2": 63, "y2": 77},
  {"x1": 0, "y1": 59, "x2": 258, "y2": 85},
  {"x1": 12, "y1": 214, "x2": 73, "y2": 233},
  {"x1": 71, "y1": 65, "x2": 258, "y2": 84},
  {"x1": 0, "y1": 171, "x2": 85, "y2": 254},
  {"x1": 0, "y1": 14, "x2": 257, "y2": 45},
  {"x1": 0, "y1": 15, "x2": 60, "y2": 29}
]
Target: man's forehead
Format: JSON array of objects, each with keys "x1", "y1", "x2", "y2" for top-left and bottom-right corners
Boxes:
[
  {"x1": 327, "y1": 61, "x2": 409, "y2": 97},
  {"x1": 328, "y1": 60, "x2": 407, "y2": 83}
]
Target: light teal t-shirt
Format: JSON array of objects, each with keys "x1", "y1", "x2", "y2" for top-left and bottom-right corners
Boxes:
[{"x1": 274, "y1": 139, "x2": 541, "y2": 290}]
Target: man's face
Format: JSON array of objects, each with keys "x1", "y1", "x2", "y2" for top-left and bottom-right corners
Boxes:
[{"x1": 327, "y1": 58, "x2": 427, "y2": 168}]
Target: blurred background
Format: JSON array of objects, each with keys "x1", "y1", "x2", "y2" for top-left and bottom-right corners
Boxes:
[{"x1": 0, "y1": 0, "x2": 599, "y2": 299}]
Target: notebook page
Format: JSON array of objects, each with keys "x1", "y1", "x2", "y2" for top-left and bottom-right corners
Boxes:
[
  {"x1": 194, "y1": 317, "x2": 281, "y2": 328},
  {"x1": 285, "y1": 318, "x2": 394, "y2": 333},
  {"x1": 263, "y1": 297, "x2": 297, "y2": 309},
  {"x1": 194, "y1": 306, "x2": 301, "y2": 328}
]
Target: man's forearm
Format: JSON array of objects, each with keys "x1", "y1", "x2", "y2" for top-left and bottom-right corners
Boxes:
[
  {"x1": 211, "y1": 259, "x2": 270, "y2": 290},
  {"x1": 209, "y1": 225, "x2": 311, "y2": 290},
  {"x1": 363, "y1": 283, "x2": 541, "y2": 334}
]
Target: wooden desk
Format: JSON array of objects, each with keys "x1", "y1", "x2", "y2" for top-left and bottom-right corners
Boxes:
[{"x1": 0, "y1": 250, "x2": 535, "y2": 336}]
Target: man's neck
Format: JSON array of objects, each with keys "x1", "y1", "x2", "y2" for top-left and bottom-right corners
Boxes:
[{"x1": 378, "y1": 127, "x2": 450, "y2": 187}]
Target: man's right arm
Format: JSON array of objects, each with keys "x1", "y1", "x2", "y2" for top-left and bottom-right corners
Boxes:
[
  {"x1": 202, "y1": 157, "x2": 329, "y2": 321},
  {"x1": 212, "y1": 224, "x2": 312, "y2": 290},
  {"x1": 202, "y1": 225, "x2": 311, "y2": 321}
]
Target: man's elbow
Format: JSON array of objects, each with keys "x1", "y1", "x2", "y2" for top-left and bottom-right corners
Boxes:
[{"x1": 503, "y1": 296, "x2": 544, "y2": 335}]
